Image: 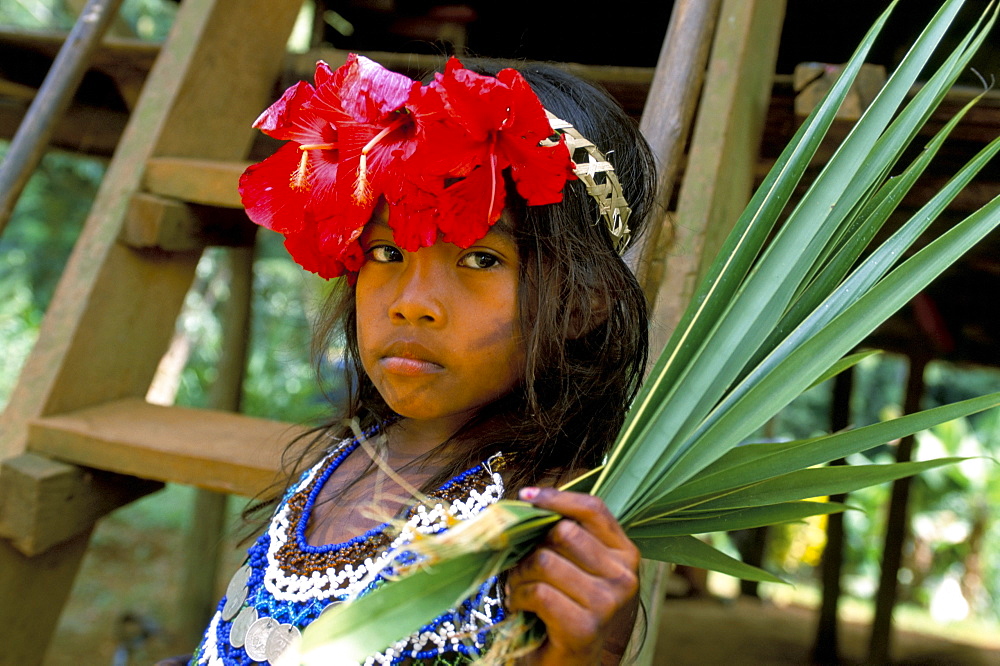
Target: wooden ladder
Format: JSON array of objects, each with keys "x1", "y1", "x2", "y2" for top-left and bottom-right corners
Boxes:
[
  {"x1": 0, "y1": 1, "x2": 302, "y2": 662},
  {"x1": 0, "y1": 0, "x2": 786, "y2": 663}
]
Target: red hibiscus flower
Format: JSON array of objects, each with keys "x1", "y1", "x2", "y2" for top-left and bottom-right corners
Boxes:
[
  {"x1": 238, "y1": 55, "x2": 419, "y2": 275},
  {"x1": 402, "y1": 59, "x2": 576, "y2": 247},
  {"x1": 239, "y1": 55, "x2": 577, "y2": 277}
]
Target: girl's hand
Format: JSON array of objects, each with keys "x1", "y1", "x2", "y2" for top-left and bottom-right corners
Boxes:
[{"x1": 505, "y1": 487, "x2": 640, "y2": 665}]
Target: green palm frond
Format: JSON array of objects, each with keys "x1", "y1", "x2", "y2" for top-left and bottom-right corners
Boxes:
[{"x1": 298, "y1": 1, "x2": 1000, "y2": 661}]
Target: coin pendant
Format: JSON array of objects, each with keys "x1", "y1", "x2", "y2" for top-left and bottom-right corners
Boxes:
[
  {"x1": 244, "y1": 616, "x2": 279, "y2": 662},
  {"x1": 265, "y1": 623, "x2": 302, "y2": 664},
  {"x1": 221, "y1": 584, "x2": 248, "y2": 622},
  {"x1": 226, "y1": 564, "x2": 252, "y2": 599},
  {"x1": 229, "y1": 605, "x2": 259, "y2": 649}
]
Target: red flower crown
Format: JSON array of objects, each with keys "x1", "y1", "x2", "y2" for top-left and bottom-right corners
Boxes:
[{"x1": 238, "y1": 54, "x2": 578, "y2": 279}]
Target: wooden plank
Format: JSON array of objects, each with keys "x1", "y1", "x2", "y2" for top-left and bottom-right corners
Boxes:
[
  {"x1": 0, "y1": 453, "x2": 161, "y2": 557},
  {"x1": 120, "y1": 193, "x2": 206, "y2": 251},
  {"x1": 625, "y1": 5, "x2": 724, "y2": 663},
  {"x1": 28, "y1": 399, "x2": 300, "y2": 497},
  {"x1": 0, "y1": 26, "x2": 159, "y2": 82},
  {"x1": 0, "y1": 99, "x2": 128, "y2": 156},
  {"x1": 143, "y1": 157, "x2": 250, "y2": 208},
  {"x1": 0, "y1": 77, "x2": 37, "y2": 100},
  {"x1": 647, "y1": 0, "x2": 787, "y2": 355},
  {"x1": 793, "y1": 62, "x2": 886, "y2": 121}
]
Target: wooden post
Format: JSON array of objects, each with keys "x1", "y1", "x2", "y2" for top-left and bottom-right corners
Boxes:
[
  {"x1": 0, "y1": 531, "x2": 93, "y2": 666},
  {"x1": 813, "y1": 367, "x2": 856, "y2": 665},
  {"x1": 645, "y1": 0, "x2": 787, "y2": 358},
  {"x1": 868, "y1": 354, "x2": 929, "y2": 665},
  {"x1": 627, "y1": 6, "x2": 722, "y2": 659},
  {"x1": 628, "y1": 0, "x2": 722, "y2": 291},
  {"x1": 177, "y1": 243, "x2": 256, "y2": 645}
]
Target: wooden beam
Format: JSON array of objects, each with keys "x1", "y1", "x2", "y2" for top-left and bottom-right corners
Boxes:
[
  {"x1": 0, "y1": 26, "x2": 159, "y2": 81},
  {"x1": 629, "y1": 0, "x2": 722, "y2": 299},
  {"x1": 0, "y1": 78, "x2": 37, "y2": 101},
  {"x1": 0, "y1": 529, "x2": 93, "y2": 666},
  {"x1": 28, "y1": 399, "x2": 299, "y2": 497},
  {"x1": 0, "y1": 453, "x2": 161, "y2": 557},
  {"x1": 120, "y1": 193, "x2": 256, "y2": 251},
  {"x1": 143, "y1": 156, "x2": 250, "y2": 208},
  {"x1": 624, "y1": 4, "x2": 723, "y2": 664},
  {"x1": 0, "y1": 99, "x2": 128, "y2": 156},
  {"x1": 120, "y1": 193, "x2": 206, "y2": 251}
]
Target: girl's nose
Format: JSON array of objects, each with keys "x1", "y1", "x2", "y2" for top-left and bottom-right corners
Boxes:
[{"x1": 388, "y1": 259, "x2": 445, "y2": 325}]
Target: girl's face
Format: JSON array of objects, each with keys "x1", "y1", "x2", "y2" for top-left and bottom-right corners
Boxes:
[{"x1": 355, "y1": 218, "x2": 525, "y2": 437}]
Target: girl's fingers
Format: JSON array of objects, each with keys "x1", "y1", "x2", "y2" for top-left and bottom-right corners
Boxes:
[
  {"x1": 504, "y1": 574, "x2": 605, "y2": 662},
  {"x1": 508, "y1": 546, "x2": 614, "y2": 611},
  {"x1": 544, "y1": 518, "x2": 608, "y2": 576},
  {"x1": 520, "y1": 487, "x2": 640, "y2": 565},
  {"x1": 509, "y1": 487, "x2": 641, "y2": 662}
]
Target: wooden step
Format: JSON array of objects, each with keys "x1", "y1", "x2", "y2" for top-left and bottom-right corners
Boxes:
[
  {"x1": 28, "y1": 399, "x2": 305, "y2": 497},
  {"x1": 143, "y1": 157, "x2": 251, "y2": 209}
]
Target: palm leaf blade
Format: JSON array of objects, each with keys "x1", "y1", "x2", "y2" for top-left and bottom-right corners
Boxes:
[
  {"x1": 628, "y1": 501, "x2": 847, "y2": 537},
  {"x1": 633, "y1": 535, "x2": 784, "y2": 583}
]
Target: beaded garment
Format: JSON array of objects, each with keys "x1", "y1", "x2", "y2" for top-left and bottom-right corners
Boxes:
[{"x1": 191, "y1": 435, "x2": 507, "y2": 665}]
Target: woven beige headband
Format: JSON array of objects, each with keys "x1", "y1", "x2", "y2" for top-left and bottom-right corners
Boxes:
[{"x1": 544, "y1": 110, "x2": 632, "y2": 254}]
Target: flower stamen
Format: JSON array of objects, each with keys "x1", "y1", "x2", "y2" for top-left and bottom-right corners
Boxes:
[
  {"x1": 488, "y1": 148, "x2": 498, "y2": 222},
  {"x1": 355, "y1": 117, "x2": 409, "y2": 204},
  {"x1": 291, "y1": 143, "x2": 338, "y2": 192}
]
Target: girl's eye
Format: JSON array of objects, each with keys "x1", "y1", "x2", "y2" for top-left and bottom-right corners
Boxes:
[
  {"x1": 459, "y1": 251, "x2": 500, "y2": 269},
  {"x1": 368, "y1": 244, "x2": 403, "y2": 263}
]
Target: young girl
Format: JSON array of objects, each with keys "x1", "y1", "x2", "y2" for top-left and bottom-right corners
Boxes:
[{"x1": 175, "y1": 54, "x2": 658, "y2": 666}]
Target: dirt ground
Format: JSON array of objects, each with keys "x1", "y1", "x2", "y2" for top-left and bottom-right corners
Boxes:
[{"x1": 654, "y1": 596, "x2": 1000, "y2": 666}]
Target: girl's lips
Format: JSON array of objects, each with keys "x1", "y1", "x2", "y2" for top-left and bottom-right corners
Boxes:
[
  {"x1": 380, "y1": 341, "x2": 443, "y2": 376},
  {"x1": 379, "y1": 356, "x2": 444, "y2": 376}
]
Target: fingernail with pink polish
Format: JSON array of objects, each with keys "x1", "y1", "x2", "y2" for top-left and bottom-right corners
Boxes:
[{"x1": 519, "y1": 487, "x2": 539, "y2": 501}]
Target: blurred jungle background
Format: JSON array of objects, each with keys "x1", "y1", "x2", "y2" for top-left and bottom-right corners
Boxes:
[{"x1": 1, "y1": 0, "x2": 999, "y2": 664}]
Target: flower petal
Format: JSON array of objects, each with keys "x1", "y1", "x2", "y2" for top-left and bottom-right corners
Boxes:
[
  {"x1": 434, "y1": 165, "x2": 506, "y2": 247},
  {"x1": 238, "y1": 142, "x2": 308, "y2": 233},
  {"x1": 332, "y1": 53, "x2": 418, "y2": 122},
  {"x1": 252, "y1": 80, "x2": 317, "y2": 142},
  {"x1": 496, "y1": 69, "x2": 576, "y2": 205}
]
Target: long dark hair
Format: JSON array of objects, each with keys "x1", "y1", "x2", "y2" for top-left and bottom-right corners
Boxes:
[{"x1": 249, "y1": 60, "x2": 657, "y2": 523}]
